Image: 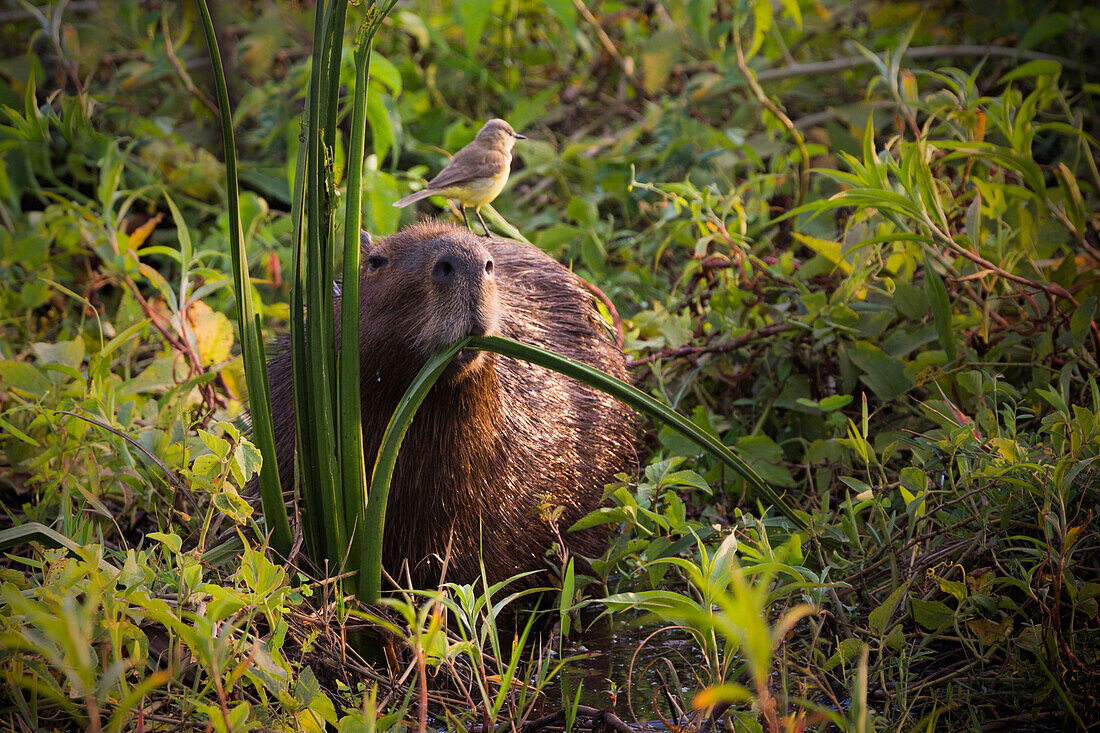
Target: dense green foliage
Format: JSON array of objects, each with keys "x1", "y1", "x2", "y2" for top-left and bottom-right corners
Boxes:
[{"x1": 1, "y1": 0, "x2": 1097, "y2": 730}]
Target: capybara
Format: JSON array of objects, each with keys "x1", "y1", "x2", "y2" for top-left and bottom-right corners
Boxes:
[{"x1": 266, "y1": 221, "x2": 636, "y2": 587}]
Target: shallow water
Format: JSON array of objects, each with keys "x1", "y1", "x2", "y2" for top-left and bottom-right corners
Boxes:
[{"x1": 545, "y1": 620, "x2": 705, "y2": 724}]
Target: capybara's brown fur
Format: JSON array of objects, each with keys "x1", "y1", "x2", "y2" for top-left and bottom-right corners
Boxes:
[{"x1": 266, "y1": 221, "x2": 636, "y2": 588}]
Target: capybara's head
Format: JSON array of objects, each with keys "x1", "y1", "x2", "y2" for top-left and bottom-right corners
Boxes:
[{"x1": 358, "y1": 222, "x2": 500, "y2": 376}]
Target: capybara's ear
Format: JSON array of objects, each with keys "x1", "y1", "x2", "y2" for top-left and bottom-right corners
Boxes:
[{"x1": 360, "y1": 230, "x2": 374, "y2": 255}]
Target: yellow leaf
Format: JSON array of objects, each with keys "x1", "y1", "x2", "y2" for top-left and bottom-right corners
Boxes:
[
  {"x1": 791, "y1": 232, "x2": 852, "y2": 274},
  {"x1": 124, "y1": 212, "x2": 165, "y2": 250},
  {"x1": 187, "y1": 301, "x2": 234, "y2": 366},
  {"x1": 220, "y1": 355, "x2": 247, "y2": 402},
  {"x1": 989, "y1": 437, "x2": 1021, "y2": 463},
  {"x1": 693, "y1": 683, "x2": 753, "y2": 709},
  {"x1": 970, "y1": 110, "x2": 986, "y2": 142}
]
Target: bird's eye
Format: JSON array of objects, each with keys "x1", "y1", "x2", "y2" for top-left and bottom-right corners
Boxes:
[{"x1": 368, "y1": 255, "x2": 388, "y2": 271}]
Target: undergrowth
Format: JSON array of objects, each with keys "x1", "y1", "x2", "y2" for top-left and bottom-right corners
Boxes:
[{"x1": 0, "y1": 0, "x2": 1097, "y2": 730}]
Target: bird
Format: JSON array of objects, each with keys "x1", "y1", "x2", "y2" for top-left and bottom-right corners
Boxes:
[{"x1": 393, "y1": 118, "x2": 526, "y2": 237}]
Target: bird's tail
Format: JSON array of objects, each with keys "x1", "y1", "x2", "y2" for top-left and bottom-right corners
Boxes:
[{"x1": 392, "y1": 188, "x2": 434, "y2": 208}]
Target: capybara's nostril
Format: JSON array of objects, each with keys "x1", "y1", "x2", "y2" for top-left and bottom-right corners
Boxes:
[
  {"x1": 484, "y1": 258, "x2": 494, "y2": 276},
  {"x1": 433, "y1": 255, "x2": 457, "y2": 284}
]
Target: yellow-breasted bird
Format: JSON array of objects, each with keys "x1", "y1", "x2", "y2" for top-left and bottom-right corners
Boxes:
[{"x1": 392, "y1": 118, "x2": 525, "y2": 236}]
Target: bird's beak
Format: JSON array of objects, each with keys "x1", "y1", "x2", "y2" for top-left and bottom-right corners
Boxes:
[{"x1": 514, "y1": 133, "x2": 527, "y2": 139}]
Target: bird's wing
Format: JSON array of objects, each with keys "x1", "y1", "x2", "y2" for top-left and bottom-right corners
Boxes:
[{"x1": 427, "y1": 147, "x2": 509, "y2": 190}]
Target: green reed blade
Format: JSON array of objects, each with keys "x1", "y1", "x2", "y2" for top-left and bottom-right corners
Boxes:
[
  {"x1": 468, "y1": 336, "x2": 809, "y2": 532},
  {"x1": 195, "y1": 0, "x2": 290, "y2": 555},
  {"x1": 360, "y1": 339, "x2": 469, "y2": 601}
]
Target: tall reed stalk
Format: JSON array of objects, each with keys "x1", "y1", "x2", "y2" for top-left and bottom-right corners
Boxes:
[{"x1": 198, "y1": 0, "x2": 394, "y2": 592}]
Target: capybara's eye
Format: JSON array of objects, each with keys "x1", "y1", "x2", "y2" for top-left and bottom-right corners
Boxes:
[{"x1": 368, "y1": 255, "x2": 388, "y2": 271}]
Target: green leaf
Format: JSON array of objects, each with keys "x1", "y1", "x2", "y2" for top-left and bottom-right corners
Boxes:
[
  {"x1": 843, "y1": 342, "x2": 912, "y2": 401},
  {"x1": 923, "y1": 256, "x2": 956, "y2": 362},
  {"x1": 694, "y1": 683, "x2": 753, "y2": 707},
  {"x1": 777, "y1": 0, "x2": 801, "y2": 26},
  {"x1": 147, "y1": 532, "x2": 182, "y2": 554},
  {"x1": 1070, "y1": 297, "x2": 1096, "y2": 347},
  {"x1": 368, "y1": 51, "x2": 401, "y2": 95},
  {"x1": 560, "y1": 558, "x2": 575, "y2": 637},
  {"x1": 31, "y1": 339, "x2": 84, "y2": 369},
  {"x1": 0, "y1": 417, "x2": 38, "y2": 446},
  {"x1": 366, "y1": 92, "x2": 394, "y2": 163},
  {"x1": 747, "y1": 0, "x2": 772, "y2": 60},
  {"x1": 199, "y1": 430, "x2": 231, "y2": 460},
  {"x1": 1000, "y1": 59, "x2": 1062, "y2": 84},
  {"x1": 234, "y1": 440, "x2": 263, "y2": 485},
  {"x1": 910, "y1": 598, "x2": 954, "y2": 630},
  {"x1": 965, "y1": 190, "x2": 982, "y2": 246},
  {"x1": 0, "y1": 361, "x2": 52, "y2": 396},
  {"x1": 869, "y1": 580, "x2": 910, "y2": 635},
  {"x1": 899, "y1": 466, "x2": 926, "y2": 494},
  {"x1": 295, "y1": 664, "x2": 322, "y2": 705},
  {"x1": 662, "y1": 470, "x2": 712, "y2": 493},
  {"x1": 641, "y1": 29, "x2": 679, "y2": 96},
  {"x1": 1018, "y1": 14, "x2": 1069, "y2": 52},
  {"x1": 191, "y1": 454, "x2": 222, "y2": 478},
  {"x1": 736, "y1": 435, "x2": 796, "y2": 488},
  {"x1": 792, "y1": 232, "x2": 851, "y2": 274},
  {"x1": 819, "y1": 395, "x2": 853, "y2": 412},
  {"x1": 195, "y1": 0, "x2": 290, "y2": 557},
  {"x1": 457, "y1": 0, "x2": 492, "y2": 52},
  {"x1": 544, "y1": 0, "x2": 576, "y2": 35},
  {"x1": 213, "y1": 488, "x2": 254, "y2": 524},
  {"x1": 937, "y1": 577, "x2": 967, "y2": 602},
  {"x1": 892, "y1": 282, "x2": 928, "y2": 320}
]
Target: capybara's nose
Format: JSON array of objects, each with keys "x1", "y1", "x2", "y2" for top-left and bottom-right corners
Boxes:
[
  {"x1": 432, "y1": 254, "x2": 459, "y2": 284},
  {"x1": 433, "y1": 252, "x2": 494, "y2": 284}
]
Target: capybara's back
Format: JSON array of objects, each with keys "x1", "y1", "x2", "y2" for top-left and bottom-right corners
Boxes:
[{"x1": 266, "y1": 221, "x2": 636, "y2": 587}]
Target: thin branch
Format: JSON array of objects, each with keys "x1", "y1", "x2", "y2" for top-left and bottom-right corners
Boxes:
[
  {"x1": 163, "y1": 13, "x2": 219, "y2": 117},
  {"x1": 579, "y1": 278, "x2": 625, "y2": 349},
  {"x1": 754, "y1": 44, "x2": 1095, "y2": 84},
  {"x1": 571, "y1": 0, "x2": 648, "y2": 99},
  {"x1": 627, "y1": 323, "x2": 794, "y2": 368},
  {"x1": 734, "y1": 28, "x2": 810, "y2": 206}
]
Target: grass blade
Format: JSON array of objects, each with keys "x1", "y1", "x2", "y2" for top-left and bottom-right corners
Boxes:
[
  {"x1": 195, "y1": 0, "x2": 290, "y2": 555},
  {"x1": 301, "y1": 0, "x2": 344, "y2": 567},
  {"x1": 338, "y1": 34, "x2": 373, "y2": 581}
]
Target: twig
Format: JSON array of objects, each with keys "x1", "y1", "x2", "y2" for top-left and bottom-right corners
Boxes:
[
  {"x1": 579, "y1": 278, "x2": 625, "y2": 349},
  {"x1": 163, "y1": 12, "x2": 219, "y2": 117},
  {"x1": 753, "y1": 45, "x2": 1095, "y2": 84},
  {"x1": 924, "y1": 215, "x2": 1100, "y2": 353},
  {"x1": 0, "y1": 0, "x2": 98, "y2": 23},
  {"x1": 570, "y1": 0, "x2": 647, "y2": 99},
  {"x1": 627, "y1": 323, "x2": 794, "y2": 368},
  {"x1": 15, "y1": 0, "x2": 84, "y2": 93},
  {"x1": 733, "y1": 27, "x2": 810, "y2": 206},
  {"x1": 522, "y1": 710, "x2": 565, "y2": 732},
  {"x1": 56, "y1": 410, "x2": 190, "y2": 494},
  {"x1": 575, "y1": 706, "x2": 634, "y2": 733},
  {"x1": 416, "y1": 645, "x2": 428, "y2": 733}
]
